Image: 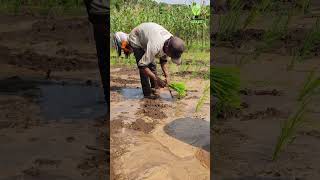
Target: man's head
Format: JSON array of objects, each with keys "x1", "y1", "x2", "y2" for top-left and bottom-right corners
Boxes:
[{"x1": 164, "y1": 36, "x2": 185, "y2": 65}]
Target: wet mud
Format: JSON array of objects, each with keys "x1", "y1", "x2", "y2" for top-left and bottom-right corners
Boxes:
[
  {"x1": 0, "y1": 14, "x2": 107, "y2": 180},
  {"x1": 110, "y1": 70, "x2": 210, "y2": 179},
  {"x1": 212, "y1": 1, "x2": 320, "y2": 179}
]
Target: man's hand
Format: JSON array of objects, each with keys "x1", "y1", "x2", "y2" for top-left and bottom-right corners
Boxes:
[{"x1": 156, "y1": 77, "x2": 166, "y2": 88}]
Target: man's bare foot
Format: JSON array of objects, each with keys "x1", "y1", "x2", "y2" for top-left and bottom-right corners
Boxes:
[{"x1": 152, "y1": 88, "x2": 160, "y2": 97}]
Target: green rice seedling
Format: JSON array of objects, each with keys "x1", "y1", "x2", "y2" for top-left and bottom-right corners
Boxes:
[
  {"x1": 272, "y1": 99, "x2": 308, "y2": 160},
  {"x1": 273, "y1": 68, "x2": 319, "y2": 160},
  {"x1": 217, "y1": 0, "x2": 244, "y2": 41},
  {"x1": 254, "y1": 12, "x2": 291, "y2": 59},
  {"x1": 297, "y1": 68, "x2": 320, "y2": 101},
  {"x1": 288, "y1": 18, "x2": 320, "y2": 69},
  {"x1": 211, "y1": 67, "x2": 241, "y2": 118},
  {"x1": 243, "y1": 8, "x2": 259, "y2": 29},
  {"x1": 195, "y1": 83, "x2": 210, "y2": 112},
  {"x1": 242, "y1": 0, "x2": 273, "y2": 29},
  {"x1": 169, "y1": 82, "x2": 187, "y2": 98},
  {"x1": 295, "y1": 0, "x2": 311, "y2": 14}
]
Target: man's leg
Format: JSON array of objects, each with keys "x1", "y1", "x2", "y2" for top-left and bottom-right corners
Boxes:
[
  {"x1": 93, "y1": 23, "x2": 109, "y2": 104},
  {"x1": 148, "y1": 62, "x2": 157, "y2": 89},
  {"x1": 132, "y1": 47, "x2": 152, "y2": 96}
]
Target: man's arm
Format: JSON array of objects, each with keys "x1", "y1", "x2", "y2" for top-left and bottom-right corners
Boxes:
[
  {"x1": 141, "y1": 67, "x2": 166, "y2": 88},
  {"x1": 160, "y1": 57, "x2": 169, "y2": 84}
]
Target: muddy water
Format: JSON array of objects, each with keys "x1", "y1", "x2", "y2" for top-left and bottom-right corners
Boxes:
[
  {"x1": 121, "y1": 87, "x2": 173, "y2": 101},
  {"x1": 38, "y1": 84, "x2": 106, "y2": 120},
  {"x1": 111, "y1": 77, "x2": 210, "y2": 179},
  {"x1": 0, "y1": 77, "x2": 107, "y2": 121}
]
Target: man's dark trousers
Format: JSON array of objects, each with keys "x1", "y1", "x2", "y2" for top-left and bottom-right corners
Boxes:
[
  {"x1": 132, "y1": 47, "x2": 157, "y2": 96},
  {"x1": 93, "y1": 23, "x2": 109, "y2": 104}
]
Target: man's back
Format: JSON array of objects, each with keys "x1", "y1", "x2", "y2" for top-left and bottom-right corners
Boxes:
[{"x1": 128, "y1": 22, "x2": 172, "y2": 50}]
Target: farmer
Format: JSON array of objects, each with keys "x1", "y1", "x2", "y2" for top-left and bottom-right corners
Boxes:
[
  {"x1": 113, "y1": 32, "x2": 132, "y2": 58},
  {"x1": 84, "y1": 0, "x2": 109, "y2": 103},
  {"x1": 128, "y1": 22, "x2": 185, "y2": 98}
]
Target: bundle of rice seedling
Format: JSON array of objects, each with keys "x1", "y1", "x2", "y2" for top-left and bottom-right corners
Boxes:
[
  {"x1": 169, "y1": 82, "x2": 187, "y2": 98},
  {"x1": 211, "y1": 67, "x2": 241, "y2": 117}
]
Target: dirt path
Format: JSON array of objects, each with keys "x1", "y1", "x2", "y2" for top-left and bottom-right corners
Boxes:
[
  {"x1": 0, "y1": 14, "x2": 108, "y2": 179},
  {"x1": 110, "y1": 67, "x2": 210, "y2": 180}
]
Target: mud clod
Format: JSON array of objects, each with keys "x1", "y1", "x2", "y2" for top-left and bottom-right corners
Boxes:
[
  {"x1": 129, "y1": 118, "x2": 157, "y2": 134},
  {"x1": 23, "y1": 167, "x2": 40, "y2": 177}
]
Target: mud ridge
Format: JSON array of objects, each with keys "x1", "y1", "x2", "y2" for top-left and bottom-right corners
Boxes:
[
  {"x1": 240, "y1": 88, "x2": 283, "y2": 96},
  {"x1": 240, "y1": 107, "x2": 283, "y2": 121},
  {"x1": 8, "y1": 50, "x2": 96, "y2": 71}
]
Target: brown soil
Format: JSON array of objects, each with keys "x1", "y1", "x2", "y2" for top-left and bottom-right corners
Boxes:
[{"x1": 111, "y1": 77, "x2": 140, "y2": 85}]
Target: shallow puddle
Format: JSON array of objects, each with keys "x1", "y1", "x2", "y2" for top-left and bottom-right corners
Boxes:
[
  {"x1": 164, "y1": 117, "x2": 210, "y2": 152},
  {"x1": 120, "y1": 87, "x2": 173, "y2": 101},
  {"x1": 0, "y1": 77, "x2": 107, "y2": 121},
  {"x1": 38, "y1": 84, "x2": 106, "y2": 120},
  {"x1": 120, "y1": 88, "x2": 144, "y2": 99}
]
